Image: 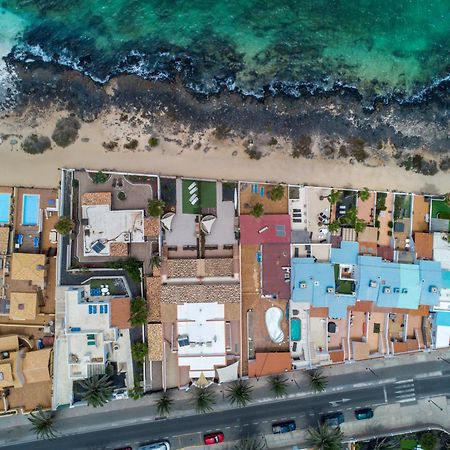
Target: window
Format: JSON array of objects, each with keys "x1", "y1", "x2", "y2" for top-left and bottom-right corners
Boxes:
[{"x1": 275, "y1": 225, "x2": 286, "y2": 237}]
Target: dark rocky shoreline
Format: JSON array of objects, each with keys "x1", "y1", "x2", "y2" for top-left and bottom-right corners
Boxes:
[{"x1": 4, "y1": 59, "x2": 450, "y2": 175}]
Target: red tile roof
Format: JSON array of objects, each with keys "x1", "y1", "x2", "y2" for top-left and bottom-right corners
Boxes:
[
  {"x1": 414, "y1": 232, "x2": 433, "y2": 260},
  {"x1": 240, "y1": 215, "x2": 291, "y2": 245},
  {"x1": 110, "y1": 297, "x2": 131, "y2": 329},
  {"x1": 261, "y1": 243, "x2": 291, "y2": 300},
  {"x1": 248, "y1": 352, "x2": 291, "y2": 377}
]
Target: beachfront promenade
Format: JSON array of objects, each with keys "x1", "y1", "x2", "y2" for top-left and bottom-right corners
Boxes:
[{"x1": 0, "y1": 350, "x2": 449, "y2": 449}]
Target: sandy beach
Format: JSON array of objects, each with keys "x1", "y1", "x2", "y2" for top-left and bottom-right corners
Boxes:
[{"x1": 0, "y1": 108, "x2": 449, "y2": 193}]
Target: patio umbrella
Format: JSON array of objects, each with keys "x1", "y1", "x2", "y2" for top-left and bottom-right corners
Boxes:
[{"x1": 161, "y1": 212, "x2": 175, "y2": 231}]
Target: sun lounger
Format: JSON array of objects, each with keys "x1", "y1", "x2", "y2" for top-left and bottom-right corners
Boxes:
[
  {"x1": 260, "y1": 187, "x2": 265, "y2": 197},
  {"x1": 189, "y1": 193, "x2": 197, "y2": 203},
  {"x1": 188, "y1": 181, "x2": 196, "y2": 190},
  {"x1": 189, "y1": 185, "x2": 198, "y2": 193},
  {"x1": 192, "y1": 197, "x2": 199, "y2": 205},
  {"x1": 252, "y1": 184, "x2": 258, "y2": 193}
]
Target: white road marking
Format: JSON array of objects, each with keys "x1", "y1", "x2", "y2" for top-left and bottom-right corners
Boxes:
[
  {"x1": 398, "y1": 397, "x2": 416, "y2": 403},
  {"x1": 395, "y1": 378, "x2": 414, "y2": 384},
  {"x1": 395, "y1": 388, "x2": 415, "y2": 394},
  {"x1": 383, "y1": 386, "x2": 388, "y2": 403}
]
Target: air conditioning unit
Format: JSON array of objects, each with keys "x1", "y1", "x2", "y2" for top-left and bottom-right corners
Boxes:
[
  {"x1": 369, "y1": 280, "x2": 378, "y2": 288},
  {"x1": 300, "y1": 282, "x2": 307, "y2": 289},
  {"x1": 430, "y1": 286, "x2": 438, "y2": 293},
  {"x1": 383, "y1": 287, "x2": 391, "y2": 294},
  {"x1": 314, "y1": 281, "x2": 320, "y2": 287},
  {"x1": 326, "y1": 287, "x2": 335, "y2": 293}
]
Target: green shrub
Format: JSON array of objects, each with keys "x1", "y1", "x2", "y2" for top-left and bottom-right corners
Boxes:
[
  {"x1": 250, "y1": 203, "x2": 264, "y2": 218},
  {"x1": 292, "y1": 136, "x2": 313, "y2": 159},
  {"x1": 110, "y1": 257, "x2": 142, "y2": 282},
  {"x1": 387, "y1": 230, "x2": 392, "y2": 236},
  {"x1": 22, "y1": 134, "x2": 52, "y2": 154},
  {"x1": 148, "y1": 137, "x2": 159, "y2": 147},
  {"x1": 388, "y1": 221, "x2": 393, "y2": 228},
  {"x1": 91, "y1": 171, "x2": 109, "y2": 184},
  {"x1": 375, "y1": 220, "x2": 380, "y2": 228},
  {"x1": 131, "y1": 342, "x2": 148, "y2": 362},
  {"x1": 117, "y1": 191, "x2": 126, "y2": 201},
  {"x1": 55, "y1": 216, "x2": 74, "y2": 235},
  {"x1": 245, "y1": 148, "x2": 262, "y2": 160}
]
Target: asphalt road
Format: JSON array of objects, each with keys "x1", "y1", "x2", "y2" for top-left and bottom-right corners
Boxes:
[{"x1": 2, "y1": 372, "x2": 449, "y2": 450}]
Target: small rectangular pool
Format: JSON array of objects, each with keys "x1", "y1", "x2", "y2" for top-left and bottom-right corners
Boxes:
[
  {"x1": 22, "y1": 194, "x2": 40, "y2": 226},
  {"x1": 290, "y1": 318, "x2": 301, "y2": 341},
  {"x1": 0, "y1": 193, "x2": 11, "y2": 224}
]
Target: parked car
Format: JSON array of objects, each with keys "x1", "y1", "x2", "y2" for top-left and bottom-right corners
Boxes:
[
  {"x1": 321, "y1": 412, "x2": 345, "y2": 427},
  {"x1": 204, "y1": 432, "x2": 225, "y2": 445},
  {"x1": 138, "y1": 441, "x2": 170, "y2": 450},
  {"x1": 114, "y1": 447, "x2": 132, "y2": 450},
  {"x1": 272, "y1": 420, "x2": 296, "y2": 434},
  {"x1": 354, "y1": 408, "x2": 374, "y2": 420}
]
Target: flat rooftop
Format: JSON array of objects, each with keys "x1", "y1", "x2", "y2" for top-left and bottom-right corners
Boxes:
[{"x1": 82, "y1": 203, "x2": 144, "y2": 256}]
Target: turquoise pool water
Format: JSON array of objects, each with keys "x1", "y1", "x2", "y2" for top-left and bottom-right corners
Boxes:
[
  {"x1": 290, "y1": 318, "x2": 301, "y2": 341},
  {"x1": 0, "y1": 193, "x2": 11, "y2": 223},
  {"x1": 22, "y1": 194, "x2": 40, "y2": 226}
]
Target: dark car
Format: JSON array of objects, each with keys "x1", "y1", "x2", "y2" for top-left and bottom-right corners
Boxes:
[
  {"x1": 321, "y1": 412, "x2": 345, "y2": 427},
  {"x1": 114, "y1": 448, "x2": 132, "y2": 450},
  {"x1": 272, "y1": 420, "x2": 296, "y2": 434},
  {"x1": 204, "y1": 432, "x2": 225, "y2": 445},
  {"x1": 355, "y1": 408, "x2": 374, "y2": 420}
]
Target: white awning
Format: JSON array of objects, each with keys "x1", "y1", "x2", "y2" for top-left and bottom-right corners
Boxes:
[
  {"x1": 216, "y1": 361, "x2": 240, "y2": 383},
  {"x1": 161, "y1": 212, "x2": 175, "y2": 232},
  {"x1": 200, "y1": 215, "x2": 216, "y2": 235}
]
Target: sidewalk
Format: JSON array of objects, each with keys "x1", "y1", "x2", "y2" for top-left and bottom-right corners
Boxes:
[{"x1": 1, "y1": 348, "x2": 449, "y2": 446}]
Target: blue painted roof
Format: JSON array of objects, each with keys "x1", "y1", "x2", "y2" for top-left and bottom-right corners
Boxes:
[
  {"x1": 442, "y1": 271, "x2": 450, "y2": 289},
  {"x1": 357, "y1": 256, "x2": 441, "y2": 309},
  {"x1": 419, "y1": 260, "x2": 442, "y2": 306},
  {"x1": 291, "y1": 258, "x2": 356, "y2": 318},
  {"x1": 436, "y1": 311, "x2": 450, "y2": 327},
  {"x1": 330, "y1": 241, "x2": 359, "y2": 266}
]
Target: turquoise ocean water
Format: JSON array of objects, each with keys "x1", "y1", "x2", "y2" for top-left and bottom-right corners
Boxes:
[{"x1": 0, "y1": 0, "x2": 449, "y2": 99}]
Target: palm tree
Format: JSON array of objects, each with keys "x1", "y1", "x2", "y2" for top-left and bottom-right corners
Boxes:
[
  {"x1": 309, "y1": 369, "x2": 327, "y2": 393},
  {"x1": 306, "y1": 422, "x2": 343, "y2": 450},
  {"x1": 226, "y1": 380, "x2": 253, "y2": 407},
  {"x1": 155, "y1": 393, "x2": 173, "y2": 417},
  {"x1": 358, "y1": 187, "x2": 370, "y2": 201},
  {"x1": 321, "y1": 189, "x2": 342, "y2": 205},
  {"x1": 327, "y1": 221, "x2": 341, "y2": 233},
  {"x1": 150, "y1": 254, "x2": 161, "y2": 269},
  {"x1": 28, "y1": 406, "x2": 57, "y2": 440},
  {"x1": 235, "y1": 437, "x2": 266, "y2": 450},
  {"x1": 269, "y1": 184, "x2": 284, "y2": 202},
  {"x1": 147, "y1": 199, "x2": 165, "y2": 217},
  {"x1": 268, "y1": 375, "x2": 288, "y2": 398},
  {"x1": 76, "y1": 374, "x2": 113, "y2": 407},
  {"x1": 250, "y1": 202, "x2": 264, "y2": 218},
  {"x1": 354, "y1": 217, "x2": 367, "y2": 233},
  {"x1": 191, "y1": 387, "x2": 216, "y2": 414},
  {"x1": 372, "y1": 436, "x2": 400, "y2": 450}
]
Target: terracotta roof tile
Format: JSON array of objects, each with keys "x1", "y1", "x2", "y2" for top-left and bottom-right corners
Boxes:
[
  {"x1": 148, "y1": 324, "x2": 163, "y2": 361},
  {"x1": 248, "y1": 352, "x2": 291, "y2": 377},
  {"x1": 0, "y1": 227, "x2": 9, "y2": 254},
  {"x1": 146, "y1": 276, "x2": 161, "y2": 322},
  {"x1": 144, "y1": 218, "x2": 160, "y2": 237},
  {"x1": 110, "y1": 297, "x2": 131, "y2": 329},
  {"x1": 109, "y1": 242, "x2": 128, "y2": 257},
  {"x1": 81, "y1": 192, "x2": 112, "y2": 206}
]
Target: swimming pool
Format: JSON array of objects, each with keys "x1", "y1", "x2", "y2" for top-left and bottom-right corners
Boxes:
[
  {"x1": 0, "y1": 193, "x2": 10, "y2": 224},
  {"x1": 22, "y1": 194, "x2": 40, "y2": 226},
  {"x1": 290, "y1": 318, "x2": 301, "y2": 341}
]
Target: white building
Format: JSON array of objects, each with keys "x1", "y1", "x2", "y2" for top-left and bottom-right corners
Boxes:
[
  {"x1": 64, "y1": 287, "x2": 132, "y2": 381},
  {"x1": 177, "y1": 302, "x2": 227, "y2": 379}
]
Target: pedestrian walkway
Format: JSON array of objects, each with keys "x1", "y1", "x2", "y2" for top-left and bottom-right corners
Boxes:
[{"x1": 0, "y1": 348, "x2": 449, "y2": 447}]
